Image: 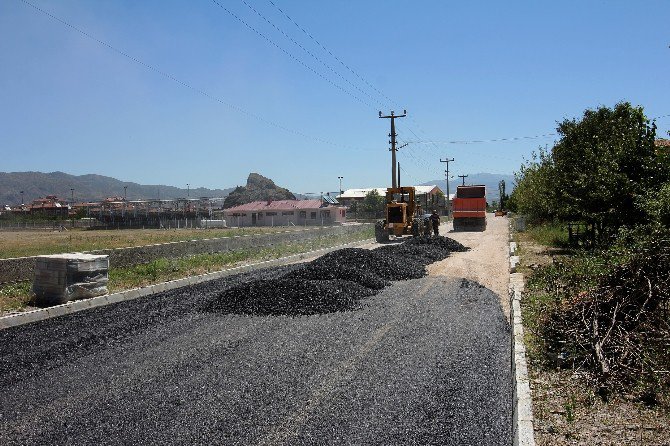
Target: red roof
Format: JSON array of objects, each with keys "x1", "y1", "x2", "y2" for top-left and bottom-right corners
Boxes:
[
  {"x1": 225, "y1": 199, "x2": 336, "y2": 212},
  {"x1": 656, "y1": 138, "x2": 670, "y2": 148}
]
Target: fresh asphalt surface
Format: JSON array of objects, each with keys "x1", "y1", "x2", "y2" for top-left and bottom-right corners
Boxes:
[{"x1": 0, "y1": 265, "x2": 512, "y2": 445}]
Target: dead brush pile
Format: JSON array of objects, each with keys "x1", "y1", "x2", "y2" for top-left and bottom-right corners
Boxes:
[{"x1": 540, "y1": 247, "x2": 670, "y2": 396}]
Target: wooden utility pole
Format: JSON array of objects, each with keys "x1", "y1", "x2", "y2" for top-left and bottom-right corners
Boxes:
[
  {"x1": 440, "y1": 157, "x2": 454, "y2": 217},
  {"x1": 379, "y1": 110, "x2": 406, "y2": 188},
  {"x1": 458, "y1": 174, "x2": 469, "y2": 186}
]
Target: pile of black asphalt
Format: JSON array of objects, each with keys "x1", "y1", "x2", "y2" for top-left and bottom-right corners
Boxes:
[{"x1": 209, "y1": 236, "x2": 469, "y2": 316}]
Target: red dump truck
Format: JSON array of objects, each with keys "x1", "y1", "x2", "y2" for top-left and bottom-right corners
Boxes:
[{"x1": 452, "y1": 185, "x2": 487, "y2": 231}]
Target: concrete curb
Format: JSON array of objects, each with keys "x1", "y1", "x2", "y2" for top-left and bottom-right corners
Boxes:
[
  {"x1": 509, "y1": 230, "x2": 536, "y2": 445},
  {"x1": 0, "y1": 238, "x2": 374, "y2": 331}
]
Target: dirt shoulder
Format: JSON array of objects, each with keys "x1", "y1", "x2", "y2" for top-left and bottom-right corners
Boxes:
[{"x1": 427, "y1": 214, "x2": 511, "y2": 319}]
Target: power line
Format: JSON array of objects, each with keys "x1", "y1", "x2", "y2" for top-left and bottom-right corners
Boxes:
[
  {"x1": 406, "y1": 133, "x2": 557, "y2": 145},
  {"x1": 266, "y1": 0, "x2": 396, "y2": 108},
  {"x1": 264, "y1": 0, "x2": 451, "y2": 159},
  {"x1": 18, "y1": 0, "x2": 351, "y2": 149},
  {"x1": 210, "y1": 0, "x2": 374, "y2": 108},
  {"x1": 264, "y1": 0, "x2": 454, "y2": 173},
  {"x1": 397, "y1": 164, "x2": 421, "y2": 187},
  {"x1": 238, "y1": 0, "x2": 383, "y2": 109}
]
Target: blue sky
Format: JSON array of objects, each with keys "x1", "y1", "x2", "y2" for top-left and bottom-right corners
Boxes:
[{"x1": 1, "y1": 0, "x2": 668, "y2": 194}]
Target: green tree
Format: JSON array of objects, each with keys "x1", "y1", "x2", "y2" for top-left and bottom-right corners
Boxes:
[
  {"x1": 508, "y1": 147, "x2": 557, "y2": 222},
  {"x1": 550, "y1": 102, "x2": 660, "y2": 239},
  {"x1": 359, "y1": 189, "x2": 386, "y2": 217}
]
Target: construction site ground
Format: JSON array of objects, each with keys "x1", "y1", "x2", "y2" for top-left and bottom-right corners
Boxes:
[{"x1": 0, "y1": 215, "x2": 514, "y2": 445}]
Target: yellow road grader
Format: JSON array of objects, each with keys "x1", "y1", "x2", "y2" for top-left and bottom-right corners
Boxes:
[{"x1": 374, "y1": 186, "x2": 428, "y2": 242}]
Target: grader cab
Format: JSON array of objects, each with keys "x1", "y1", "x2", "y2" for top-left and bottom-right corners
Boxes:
[{"x1": 374, "y1": 186, "x2": 427, "y2": 242}]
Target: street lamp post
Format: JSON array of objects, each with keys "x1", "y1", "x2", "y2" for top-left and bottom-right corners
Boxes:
[
  {"x1": 20, "y1": 191, "x2": 24, "y2": 220},
  {"x1": 186, "y1": 183, "x2": 190, "y2": 222},
  {"x1": 338, "y1": 176, "x2": 343, "y2": 196},
  {"x1": 123, "y1": 186, "x2": 128, "y2": 219},
  {"x1": 70, "y1": 188, "x2": 74, "y2": 227}
]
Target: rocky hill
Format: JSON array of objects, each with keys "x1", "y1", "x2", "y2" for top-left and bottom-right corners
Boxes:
[
  {"x1": 223, "y1": 173, "x2": 296, "y2": 209},
  {"x1": 0, "y1": 171, "x2": 234, "y2": 205}
]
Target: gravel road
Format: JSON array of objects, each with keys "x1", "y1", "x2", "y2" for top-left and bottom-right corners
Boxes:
[
  {"x1": 428, "y1": 214, "x2": 511, "y2": 319},
  {"x1": 0, "y1": 225, "x2": 512, "y2": 445}
]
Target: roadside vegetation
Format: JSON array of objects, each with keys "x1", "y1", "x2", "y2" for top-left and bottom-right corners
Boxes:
[
  {"x1": 510, "y1": 102, "x2": 670, "y2": 443},
  {"x1": 0, "y1": 226, "x2": 374, "y2": 314}
]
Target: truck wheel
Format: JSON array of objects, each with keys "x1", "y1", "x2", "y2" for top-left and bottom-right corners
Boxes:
[{"x1": 375, "y1": 220, "x2": 389, "y2": 243}]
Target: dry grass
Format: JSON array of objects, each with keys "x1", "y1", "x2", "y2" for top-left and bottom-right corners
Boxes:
[
  {"x1": 0, "y1": 226, "x2": 309, "y2": 259},
  {"x1": 516, "y1": 229, "x2": 670, "y2": 445}
]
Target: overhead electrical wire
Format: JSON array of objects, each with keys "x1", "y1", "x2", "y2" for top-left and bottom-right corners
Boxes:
[
  {"x1": 22, "y1": 0, "x2": 568, "y2": 182},
  {"x1": 230, "y1": 0, "x2": 555, "y2": 179},
  {"x1": 266, "y1": 0, "x2": 397, "y2": 108},
  {"x1": 237, "y1": 0, "x2": 446, "y2": 179},
  {"x1": 263, "y1": 0, "x2": 451, "y2": 168},
  {"x1": 18, "y1": 0, "x2": 356, "y2": 150},
  {"x1": 406, "y1": 133, "x2": 558, "y2": 145},
  {"x1": 237, "y1": 0, "x2": 384, "y2": 108},
  {"x1": 210, "y1": 0, "x2": 374, "y2": 109}
]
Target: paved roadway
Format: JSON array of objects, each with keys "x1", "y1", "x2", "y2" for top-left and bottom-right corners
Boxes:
[{"x1": 1, "y1": 237, "x2": 511, "y2": 445}]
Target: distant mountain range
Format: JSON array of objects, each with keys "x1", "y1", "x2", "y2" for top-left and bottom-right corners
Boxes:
[
  {"x1": 421, "y1": 172, "x2": 515, "y2": 203},
  {"x1": 1, "y1": 170, "x2": 515, "y2": 207},
  {"x1": 0, "y1": 171, "x2": 235, "y2": 205}
]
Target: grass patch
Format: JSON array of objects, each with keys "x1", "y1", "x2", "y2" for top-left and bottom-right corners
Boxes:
[
  {"x1": 526, "y1": 221, "x2": 570, "y2": 248},
  {"x1": 1, "y1": 227, "x2": 374, "y2": 312},
  {"x1": 0, "y1": 226, "x2": 320, "y2": 259},
  {"x1": 0, "y1": 282, "x2": 32, "y2": 313},
  {"x1": 109, "y1": 229, "x2": 373, "y2": 291}
]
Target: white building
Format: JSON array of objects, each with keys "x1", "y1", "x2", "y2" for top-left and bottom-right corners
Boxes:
[
  {"x1": 337, "y1": 185, "x2": 445, "y2": 208},
  {"x1": 223, "y1": 199, "x2": 347, "y2": 227}
]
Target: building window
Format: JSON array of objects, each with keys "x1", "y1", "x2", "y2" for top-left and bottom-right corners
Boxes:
[
  {"x1": 299, "y1": 211, "x2": 306, "y2": 218},
  {"x1": 310, "y1": 212, "x2": 316, "y2": 219},
  {"x1": 282, "y1": 211, "x2": 294, "y2": 216},
  {"x1": 266, "y1": 212, "x2": 277, "y2": 216}
]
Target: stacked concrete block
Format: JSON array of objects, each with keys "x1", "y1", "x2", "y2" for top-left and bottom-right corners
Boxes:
[{"x1": 33, "y1": 253, "x2": 109, "y2": 305}]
